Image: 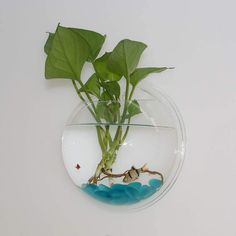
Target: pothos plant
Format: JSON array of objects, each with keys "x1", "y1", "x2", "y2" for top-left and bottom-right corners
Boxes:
[{"x1": 44, "y1": 24, "x2": 171, "y2": 184}]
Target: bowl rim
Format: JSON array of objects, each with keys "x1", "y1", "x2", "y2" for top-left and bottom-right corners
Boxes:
[{"x1": 62, "y1": 84, "x2": 186, "y2": 211}]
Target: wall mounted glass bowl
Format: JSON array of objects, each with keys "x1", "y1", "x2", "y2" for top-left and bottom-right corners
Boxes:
[{"x1": 62, "y1": 85, "x2": 186, "y2": 210}]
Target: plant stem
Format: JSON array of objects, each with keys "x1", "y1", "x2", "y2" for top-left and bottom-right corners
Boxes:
[
  {"x1": 129, "y1": 86, "x2": 135, "y2": 100},
  {"x1": 104, "y1": 125, "x2": 110, "y2": 149},
  {"x1": 88, "y1": 77, "x2": 137, "y2": 182},
  {"x1": 72, "y1": 80, "x2": 95, "y2": 117},
  {"x1": 121, "y1": 117, "x2": 131, "y2": 143},
  {"x1": 72, "y1": 80, "x2": 106, "y2": 152},
  {"x1": 101, "y1": 76, "x2": 131, "y2": 171},
  {"x1": 111, "y1": 76, "x2": 130, "y2": 145},
  {"x1": 120, "y1": 85, "x2": 135, "y2": 142},
  {"x1": 121, "y1": 77, "x2": 130, "y2": 123},
  {"x1": 92, "y1": 62, "x2": 114, "y2": 100},
  {"x1": 73, "y1": 79, "x2": 97, "y2": 111}
]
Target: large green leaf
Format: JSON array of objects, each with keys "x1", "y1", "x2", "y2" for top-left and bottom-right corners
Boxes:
[
  {"x1": 100, "y1": 91, "x2": 111, "y2": 101},
  {"x1": 45, "y1": 26, "x2": 89, "y2": 80},
  {"x1": 94, "y1": 52, "x2": 121, "y2": 81},
  {"x1": 104, "y1": 81, "x2": 120, "y2": 99},
  {"x1": 96, "y1": 102, "x2": 120, "y2": 122},
  {"x1": 130, "y1": 67, "x2": 170, "y2": 87},
  {"x1": 126, "y1": 100, "x2": 142, "y2": 118},
  {"x1": 44, "y1": 26, "x2": 105, "y2": 62},
  {"x1": 100, "y1": 81, "x2": 120, "y2": 101},
  {"x1": 108, "y1": 102, "x2": 120, "y2": 122},
  {"x1": 96, "y1": 102, "x2": 113, "y2": 122},
  {"x1": 69, "y1": 28, "x2": 105, "y2": 62},
  {"x1": 108, "y1": 39, "x2": 147, "y2": 78},
  {"x1": 79, "y1": 74, "x2": 100, "y2": 98},
  {"x1": 44, "y1": 33, "x2": 54, "y2": 55}
]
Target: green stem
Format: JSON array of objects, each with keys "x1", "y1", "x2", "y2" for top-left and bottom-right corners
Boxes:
[
  {"x1": 72, "y1": 80, "x2": 95, "y2": 117},
  {"x1": 72, "y1": 79, "x2": 97, "y2": 112},
  {"x1": 104, "y1": 125, "x2": 110, "y2": 149},
  {"x1": 109, "y1": 77, "x2": 130, "y2": 149},
  {"x1": 129, "y1": 85, "x2": 135, "y2": 100},
  {"x1": 112, "y1": 77, "x2": 132, "y2": 144},
  {"x1": 105, "y1": 128, "x2": 122, "y2": 169},
  {"x1": 102, "y1": 76, "x2": 131, "y2": 169},
  {"x1": 89, "y1": 76, "x2": 136, "y2": 180},
  {"x1": 120, "y1": 77, "x2": 130, "y2": 123},
  {"x1": 120, "y1": 85, "x2": 135, "y2": 142},
  {"x1": 72, "y1": 80, "x2": 106, "y2": 152},
  {"x1": 96, "y1": 127, "x2": 106, "y2": 153},
  {"x1": 121, "y1": 117, "x2": 131, "y2": 143},
  {"x1": 92, "y1": 62, "x2": 114, "y2": 101}
]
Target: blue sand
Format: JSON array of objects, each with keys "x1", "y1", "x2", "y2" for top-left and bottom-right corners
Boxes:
[
  {"x1": 125, "y1": 186, "x2": 140, "y2": 199},
  {"x1": 98, "y1": 184, "x2": 110, "y2": 192},
  {"x1": 139, "y1": 185, "x2": 156, "y2": 198},
  {"x1": 81, "y1": 179, "x2": 162, "y2": 205},
  {"x1": 128, "y1": 182, "x2": 142, "y2": 190},
  {"x1": 111, "y1": 184, "x2": 127, "y2": 190},
  {"x1": 149, "y1": 179, "x2": 162, "y2": 189},
  {"x1": 81, "y1": 184, "x2": 97, "y2": 195}
]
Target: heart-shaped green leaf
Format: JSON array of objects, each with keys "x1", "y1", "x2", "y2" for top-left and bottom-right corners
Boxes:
[
  {"x1": 96, "y1": 101, "x2": 120, "y2": 123},
  {"x1": 45, "y1": 26, "x2": 89, "y2": 80},
  {"x1": 126, "y1": 100, "x2": 142, "y2": 118},
  {"x1": 69, "y1": 28, "x2": 105, "y2": 62},
  {"x1": 100, "y1": 91, "x2": 111, "y2": 101},
  {"x1": 94, "y1": 52, "x2": 122, "y2": 81},
  {"x1": 44, "y1": 26, "x2": 105, "y2": 62},
  {"x1": 44, "y1": 33, "x2": 54, "y2": 55},
  {"x1": 80, "y1": 74, "x2": 100, "y2": 98},
  {"x1": 96, "y1": 102, "x2": 113, "y2": 122},
  {"x1": 108, "y1": 39, "x2": 147, "y2": 78},
  {"x1": 103, "y1": 81, "x2": 120, "y2": 100},
  {"x1": 108, "y1": 102, "x2": 120, "y2": 122},
  {"x1": 130, "y1": 67, "x2": 171, "y2": 87}
]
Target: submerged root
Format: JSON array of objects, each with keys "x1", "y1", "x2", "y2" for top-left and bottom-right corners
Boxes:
[
  {"x1": 88, "y1": 176, "x2": 98, "y2": 184},
  {"x1": 88, "y1": 168, "x2": 124, "y2": 184},
  {"x1": 142, "y1": 170, "x2": 164, "y2": 183},
  {"x1": 99, "y1": 169, "x2": 126, "y2": 181},
  {"x1": 88, "y1": 164, "x2": 164, "y2": 184}
]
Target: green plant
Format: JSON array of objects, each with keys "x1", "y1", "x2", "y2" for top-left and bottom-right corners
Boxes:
[{"x1": 44, "y1": 24, "x2": 171, "y2": 184}]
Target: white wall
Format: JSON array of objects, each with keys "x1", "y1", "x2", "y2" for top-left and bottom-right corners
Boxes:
[{"x1": 0, "y1": 0, "x2": 235, "y2": 235}]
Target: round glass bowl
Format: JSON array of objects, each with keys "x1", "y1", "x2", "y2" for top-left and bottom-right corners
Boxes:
[{"x1": 62, "y1": 86, "x2": 186, "y2": 210}]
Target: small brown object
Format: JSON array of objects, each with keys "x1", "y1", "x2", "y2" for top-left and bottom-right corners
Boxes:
[
  {"x1": 92, "y1": 164, "x2": 164, "y2": 184},
  {"x1": 75, "y1": 164, "x2": 81, "y2": 170}
]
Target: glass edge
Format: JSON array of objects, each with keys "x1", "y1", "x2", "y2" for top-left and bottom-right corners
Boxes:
[{"x1": 61, "y1": 86, "x2": 187, "y2": 212}]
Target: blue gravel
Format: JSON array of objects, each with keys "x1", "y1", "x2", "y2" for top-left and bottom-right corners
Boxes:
[
  {"x1": 128, "y1": 182, "x2": 142, "y2": 190},
  {"x1": 149, "y1": 179, "x2": 162, "y2": 189},
  {"x1": 81, "y1": 178, "x2": 162, "y2": 205}
]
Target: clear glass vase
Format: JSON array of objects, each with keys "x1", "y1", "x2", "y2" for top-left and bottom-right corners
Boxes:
[{"x1": 62, "y1": 85, "x2": 186, "y2": 210}]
